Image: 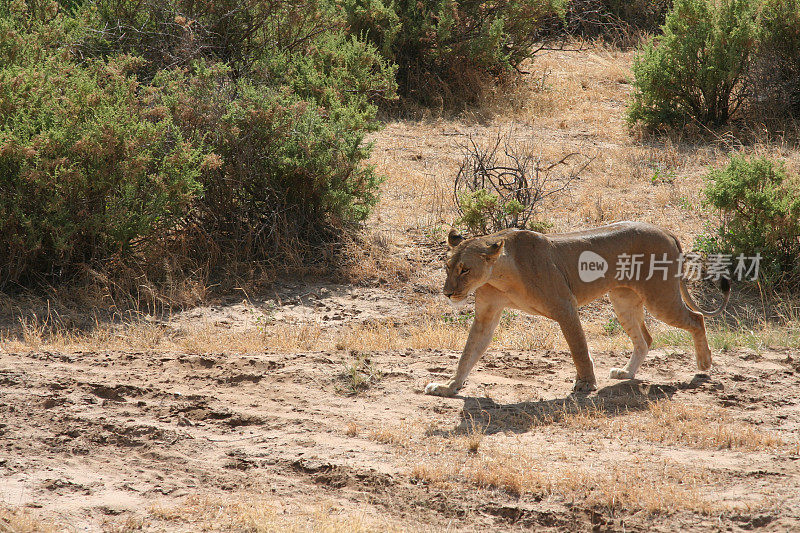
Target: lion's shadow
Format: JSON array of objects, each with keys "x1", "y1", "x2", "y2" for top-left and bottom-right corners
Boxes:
[{"x1": 433, "y1": 374, "x2": 711, "y2": 436}]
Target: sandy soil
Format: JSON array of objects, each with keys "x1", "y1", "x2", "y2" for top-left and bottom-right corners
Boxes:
[{"x1": 1, "y1": 314, "x2": 798, "y2": 531}]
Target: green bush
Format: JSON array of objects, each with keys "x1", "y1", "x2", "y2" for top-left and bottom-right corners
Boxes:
[
  {"x1": 627, "y1": 0, "x2": 757, "y2": 128},
  {"x1": 552, "y1": 0, "x2": 671, "y2": 44},
  {"x1": 343, "y1": 0, "x2": 565, "y2": 106},
  {"x1": 0, "y1": 0, "x2": 396, "y2": 289},
  {"x1": 0, "y1": 4, "x2": 202, "y2": 286},
  {"x1": 84, "y1": 0, "x2": 395, "y2": 254},
  {"x1": 749, "y1": 0, "x2": 800, "y2": 120},
  {"x1": 154, "y1": 58, "x2": 387, "y2": 256},
  {"x1": 702, "y1": 156, "x2": 800, "y2": 287},
  {"x1": 455, "y1": 189, "x2": 525, "y2": 235}
]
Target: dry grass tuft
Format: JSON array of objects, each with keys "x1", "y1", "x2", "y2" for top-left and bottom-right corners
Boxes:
[
  {"x1": 102, "y1": 515, "x2": 146, "y2": 533},
  {"x1": 643, "y1": 400, "x2": 784, "y2": 450},
  {"x1": 557, "y1": 400, "x2": 785, "y2": 451},
  {"x1": 336, "y1": 353, "x2": 383, "y2": 396},
  {"x1": 149, "y1": 495, "x2": 411, "y2": 532},
  {"x1": 0, "y1": 506, "x2": 57, "y2": 533},
  {"x1": 411, "y1": 446, "x2": 731, "y2": 515},
  {"x1": 369, "y1": 423, "x2": 414, "y2": 448},
  {"x1": 465, "y1": 431, "x2": 483, "y2": 454}
]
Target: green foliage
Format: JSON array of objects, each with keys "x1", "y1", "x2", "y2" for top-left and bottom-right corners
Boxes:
[
  {"x1": 0, "y1": 0, "x2": 396, "y2": 288},
  {"x1": 336, "y1": 352, "x2": 383, "y2": 395},
  {"x1": 453, "y1": 135, "x2": 583, "y2": 236},
  {"x1": 628, "y1": 0, "x2": 757, "y2": 128},
  {"x1": 527, "y1": 219, "x2": 553, "y2": 233},
  {"x1": 702, "y1": 156, "x2": 800, "y2": 286},
  {"x1": 0, "y1": 4, "x2": 201, "y2": 285},
  {"x1": 603, "y1": 317, "x2": 622, "y2": 336},
  {"x1": 650, "y1": 168, "x2": 676, "y2": 185},
  {"x1": 750, "y1": 0, "x2": 800, "y2": 118},
  {"x1": 556, "y1": 0, "x2": 671, "y2": 44},
  {"x1": 456, "y1": 189, "x2": 525, "y2": 235},
  {"x1": 342, "y1": 0, "x2": 566, "y2": 105}
]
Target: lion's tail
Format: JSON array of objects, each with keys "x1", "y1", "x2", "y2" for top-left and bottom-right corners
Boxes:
[
  {"x1": 671, "y1": 234, "x2": 731, "y2": 318},
  {"x1": 680, "y1": 277, "x2": 731, "y2": 317}
]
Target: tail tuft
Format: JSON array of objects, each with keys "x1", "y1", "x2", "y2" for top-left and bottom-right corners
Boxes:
[{"x1": 719, "y1": 276, "x2": 731, "y2": 294}]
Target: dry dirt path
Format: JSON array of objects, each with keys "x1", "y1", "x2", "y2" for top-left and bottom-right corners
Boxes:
[{"x1": 1, "y1": 341, "x2": 798, "y2": 531}]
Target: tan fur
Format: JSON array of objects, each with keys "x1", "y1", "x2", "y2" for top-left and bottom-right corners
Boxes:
[{"x1": 425, "y1": 222, "x2": 731, "y2": 397}]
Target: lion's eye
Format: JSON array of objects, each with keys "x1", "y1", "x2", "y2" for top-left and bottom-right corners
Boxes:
[{"x1": 460, "y1": 267, "x2": 470, "y2": 276}]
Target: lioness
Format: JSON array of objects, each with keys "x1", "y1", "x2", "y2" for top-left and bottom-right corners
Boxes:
[{"x1": 425, "y1": 222, "x2": 730, "y2": 397}]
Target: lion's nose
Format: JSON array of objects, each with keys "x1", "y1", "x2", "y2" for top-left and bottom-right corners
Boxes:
[{"x1": 443, "y1": 290, "x2": 454, "y2": 298}]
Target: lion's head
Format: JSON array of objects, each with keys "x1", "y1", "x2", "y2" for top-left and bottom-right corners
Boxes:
[{"x1": 443, "y1": 229, "x2": 505, "y2": 305}]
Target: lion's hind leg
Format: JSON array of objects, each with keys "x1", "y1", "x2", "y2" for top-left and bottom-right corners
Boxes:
[
  {"x1": 641, "y1": 319, "x2": 653, "y2": 348},
  {"x1": 644, "y1": 286, "x2": 712, "y2": 372},
  {"x1": 608, "y1": 288, "x2": 649, "y2": 380}
]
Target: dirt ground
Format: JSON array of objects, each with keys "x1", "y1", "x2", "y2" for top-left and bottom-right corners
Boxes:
[
  {"x1": 2, "y1": 46, "x2": 800, "y2": 531},
  {"x1": 1, "y1": 284, "x2": 799, "y2": 531}
]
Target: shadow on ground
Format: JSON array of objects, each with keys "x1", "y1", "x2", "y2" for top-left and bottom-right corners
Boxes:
[{"x1": 435, "y1": 374, "x2": 715, "y2": 436}]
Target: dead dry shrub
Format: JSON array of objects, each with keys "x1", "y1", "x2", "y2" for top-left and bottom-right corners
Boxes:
[{"x1": 453, "y1": 133, "x2": 593, "y2": 235}]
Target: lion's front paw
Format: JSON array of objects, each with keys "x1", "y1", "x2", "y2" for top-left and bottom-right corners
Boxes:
[
  {"x1": 696, "y1": 356, "x2": 712, "y2": 372},
  {"x1": 424, "y1": 382, "x2": 459, "y2": 397},
  {"x1": 572, "y1": 377, "x2": 597, "y2": 393},
  {"x1": 609, "y1": 367, "x2": 634, "y2": 380}
]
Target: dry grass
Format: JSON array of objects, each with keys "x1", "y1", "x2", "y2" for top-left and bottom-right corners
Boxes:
[
  {"x1": 335, "y1": 352, "x2": 384, "y2": 395},
  {"x1": 0, "y1": 307, "x2": 561, "y2": 354},
  {"x1": 429, "y1": 398, "x2": 786, "y2": 452},
  {"x1": 0, "y1": 506, "x2": 56, "y2": 533},
  {"x1": 411, "y1": 452, "x2": 730, "y2": 515},
  {"x1": 560, "y1": 400, "x2": 785, "y2": 451},
  {"x1": 102, "y1": 515, "x2": 146, "y2": 533},
  {"x1": 365, "y1": 43, "x2": 800, "y2": 264},
  {"x1": 369, "y1": 422, "x2": 416, "y2": 448},
  {"x1": 463, "y1": 415, "x2": 486, "y2": 454},
  {"x1": 651, "y1": 303, "x2": 800, "y2": 352},
  {"x1": 4, "y1": 299, "x2": 799, "y2": 357},
  {"x1": 369, "y1": 397, "x2": 786, "y2": 516},
  {"x1": 148, "y1": 495, "x2": 413, "y2": 532}
]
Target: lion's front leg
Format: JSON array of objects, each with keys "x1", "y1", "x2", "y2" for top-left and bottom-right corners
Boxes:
[
  {"x1": 425, "y1": 287, "x2": 505, "y2": 397},
  {"x1": 555, "y1": 304, "x2": 597, "y2": 393}
]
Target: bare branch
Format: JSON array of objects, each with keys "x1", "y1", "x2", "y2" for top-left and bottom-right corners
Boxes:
[{"x1": 453, "y1": 133, "x2": 594, "y2": 235}]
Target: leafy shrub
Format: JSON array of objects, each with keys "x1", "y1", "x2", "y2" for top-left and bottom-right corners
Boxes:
[
  {"x1": 0, "y1": 4, "x2": 202, "y2": 286},
  {"x1": 549, "y1": 0, "x2": 671, "y2": 45},
  {"x1": 155, "y1": 59, "x2": 387, "y2": 258},
  {"x1": 456, "y1": 190, "x2": 524, "y2": 235},
  {"x1": 85, "y1": 0, "x2": 395, "y2": 260},
  {"x1": 343, "y1": 0, "x2": 566, "y2": 106},
  {"x1": 702, "y1": 156, "x2": 800, "y2": 287},
  {"x1": 749, "y1": 0, "x2": 800, "y2": 121},
  {"x1": 627, "y1": 0, "x2": 758, "y2": 128},
  {"x1": 0, "y1": 0, "x2": 396, "y2": 290}
]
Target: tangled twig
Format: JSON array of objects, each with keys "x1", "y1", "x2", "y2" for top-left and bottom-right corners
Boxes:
[{"x1": 453, "y1": 133, "x2": 593, "y2": 234}]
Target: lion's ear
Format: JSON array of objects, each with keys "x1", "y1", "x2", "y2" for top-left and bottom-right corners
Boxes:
[
  {"x1": 448, "y1": 229, "x2": 465, "y2": 248},
  {"x1": 482, "y1": 239, "x2": 504, "y2": 261}
]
